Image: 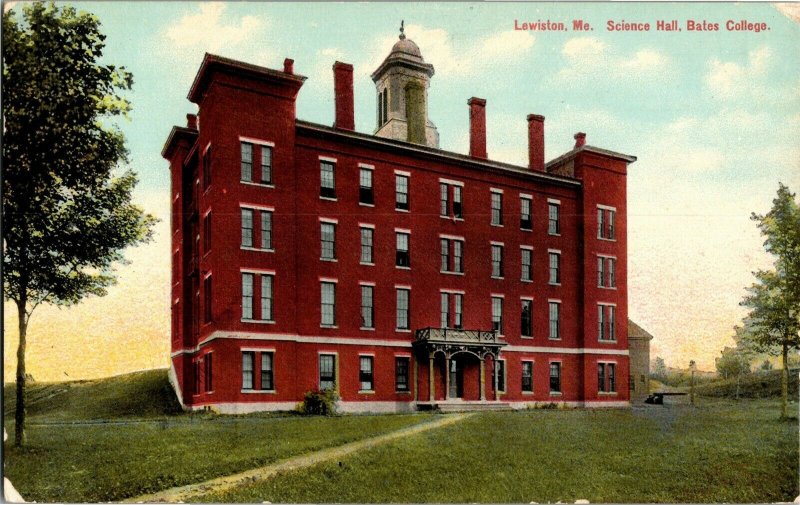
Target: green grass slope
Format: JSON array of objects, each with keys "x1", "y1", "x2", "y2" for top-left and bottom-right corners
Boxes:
[
  {"x1": 694, "y1": 369, "x2": 799, "y2": 398},
  {"x1": 3, "y1": 368, "x2": 182, "y2": 422}
]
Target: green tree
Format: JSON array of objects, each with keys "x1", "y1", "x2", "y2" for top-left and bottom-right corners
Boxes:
[
  {"x1": 739, "y1": 184, "x2": 800, "y2": 419},
  {"x1": 652, "y1": 356, "x2": 667, "y2": 379},
  {"x1": 759, "y1": 359, "x2": 774, "y2": 372},
  {"x1": 715, "y1": 347, "x2": 751, "y2": 380},
  {"x1": 2, "y1": 2, "x2": 156, "y2": 446}
]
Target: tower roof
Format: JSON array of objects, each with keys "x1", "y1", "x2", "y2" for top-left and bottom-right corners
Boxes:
[{"x1": 371, "y1": 21, "x2": 434, "y2": 82}]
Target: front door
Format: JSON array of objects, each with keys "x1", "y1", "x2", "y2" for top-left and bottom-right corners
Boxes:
[{"x1": 449, "y1": 359, "x2": 464, "y2": 398}]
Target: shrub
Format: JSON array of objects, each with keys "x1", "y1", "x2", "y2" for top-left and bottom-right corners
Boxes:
[{"x1": 298, "y1": 389, "x2": 340, "y2": 416}]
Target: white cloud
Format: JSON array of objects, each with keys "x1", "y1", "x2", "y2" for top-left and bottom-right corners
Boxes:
[
  {"x1": 556, "y1": 36, "x2": 670, "y2": 82},
  {"x1": 705, "y1": 46, "x2": 772, "y2": 100},
  {"x1": 356, "y1": 24, "x2": 535, "y2": 81},
  {"x1": 165, "y1": 3, "x2": 265, "y2": 53}
]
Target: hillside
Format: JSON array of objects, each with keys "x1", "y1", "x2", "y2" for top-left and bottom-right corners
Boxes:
[
  {"x1": 3, "y1": 368, "x2": 182, "y2": 422},
  {"x1": 693, "y1": 369, "x2": 799, "y2": 399}
]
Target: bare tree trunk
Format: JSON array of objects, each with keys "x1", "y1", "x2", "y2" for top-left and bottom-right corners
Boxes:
[
  {"x1": 781, "y1": 341, "x2": 788, "y2": 420},
  {"x1": 14, "y1": 296, "x2": 28, "y2": 447}
]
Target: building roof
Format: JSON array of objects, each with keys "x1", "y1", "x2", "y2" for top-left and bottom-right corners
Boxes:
[
  {"x1": 546, "y1": 145, "x2": 637, "y2": 168},
  {"x1": 161, "y1": 126, "x2": 198, "y2": 159},
  {"x1": 629, "y1": 319, "x2": 655, "y2": 341}
]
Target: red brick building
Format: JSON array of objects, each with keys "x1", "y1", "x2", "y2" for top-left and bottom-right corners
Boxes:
[{"x1": 162, "y1": 30, "x2": 636, "y2": 413}]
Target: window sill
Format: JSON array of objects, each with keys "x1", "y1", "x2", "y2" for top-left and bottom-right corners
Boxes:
[
  {"x1": 241, "y1": 319, "x2": 276, "y2": 325},
  {"x1": 491, "y1": 223, "x2": 504, "y2": 228},
  {"x1": 396, "y1": 266, "x2": 411, "y2": 270},
  {"x1": 549, "y1": 233, "x2": 561, "y2": 237},
  {"x1": 599, "y1": 286, "x2": 618, "y2": 290},
  {"x1": 360, "y1": 262, "x2": 375, "y2": 267},
  {"x1": 359, "y1": 202, "x2": 375, "y2": 207},
  {"x1": 203, "y1": 186, "x2": 212, "y2": 195},
  {"x1": 241, "y1": 181, "x2": 275, "y2": 189},
  {"x1": 396, "y1": 390, "x2": 412, "y2": 394},
  {"x1": 320, "y1": 325, "x2": 338, "y2": 329},
  {"x1": 320, "y1": 196, "x2": 338, "y2": 202},
  {"x1": 520, "y1": 335, "x2": 534, "y2": 340},
  {"x1": 520, "y1": 228, "x2": 533, "y2": 232},
  {"x1": 491, "y1": 276, "x2": 505, "y2": 280},
  {"x1": 522, "y1": 391, "x2": 534, "y2": 395},
  {"x1": 395, "y1": 208, "x2": 410, "y2": 213},
  {"x1": 549, "y1": 337, "x2": 562, "y2": 341},
  {"x1": 396, "y1": 329, "x2": 412, "y2": 333},
  {"x1": 441, "y1": 270, "x2": 465, "y2": 276},
  {"x1": 598, "y1": 391, "x2": 618, "y2": 396},
  {"x1": 358, "y1": 390, "x2": 375, "y2": 395},
  {"x1": 521, "y1": 278, "x2": 533, "y2": 283},
  {"x1": 320, "y1": 258, "x2": 338, "y2": 262},
  {"x1": 241, "y1": 246, "x2": 275, "y2": 253},
  {"x1": 360, "y1": 327, "x2": 375, "y2": 331},
  {"x1": 597, "y1": 237, "x2": 617, "y2": 242},
  {"x1": 241, "y1": 389, "x2": 277, "y2": 394},
  {"x1": 549, "y1": 282, "x2": 561, "y2": 287},
  {"x1": 549, "y1": 391, "x2": 562, "y2": 396},
  {"x1": 598, "y1": 339, "x2": 618, "y2": 344}
]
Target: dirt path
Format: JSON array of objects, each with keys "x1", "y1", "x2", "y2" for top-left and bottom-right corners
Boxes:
[{"x1": 125, "y1": 413, "x2": 472, "y2": 503}]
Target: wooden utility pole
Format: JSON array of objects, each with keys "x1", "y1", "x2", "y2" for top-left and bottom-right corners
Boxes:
[{"x1": 689, "y1": 360, "x2": 696, "y2": 406}]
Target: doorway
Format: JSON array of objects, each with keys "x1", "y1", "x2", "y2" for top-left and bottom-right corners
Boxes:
[{"x1": 449, "y1": 358, "x2": 464, "y2": 398}]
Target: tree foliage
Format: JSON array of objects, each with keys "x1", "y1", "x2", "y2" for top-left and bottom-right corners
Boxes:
[
  {"x1": 739, "y1": 183, "x2": 800, "y2": 418},
  {"x1": 2, "y1": 2, "x2": 156, "y2": 446},
  {"x1": 651, "y1": 356, "x2": 667, "y2": 379},
  {"x1": 715, "y1": 347, "x2": 751, "y2": 380}
]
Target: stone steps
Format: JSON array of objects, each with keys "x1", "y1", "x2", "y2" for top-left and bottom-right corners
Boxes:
[{"x1": 419, "y1": 401, "x2": 513, "y2": 413}]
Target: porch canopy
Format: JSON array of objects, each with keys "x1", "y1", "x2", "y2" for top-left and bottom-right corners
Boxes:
[{"x1": 413, "y1": 327, "x2": 507, "y2": 401}]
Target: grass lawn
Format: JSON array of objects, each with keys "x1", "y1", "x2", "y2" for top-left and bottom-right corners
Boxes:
[
  {"x1": 3, "y1": 413, "x2": 429, "y2": 502},
  {"x1": 195, "y1": 399, "x2": 799, "y2": 503}
]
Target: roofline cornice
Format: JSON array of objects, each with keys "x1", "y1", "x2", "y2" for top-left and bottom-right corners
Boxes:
[
  {"x1": 296, "y1": 120, "x2": 582, "y2": 188},
  {"x1": 546, "y1": 146, "x2": 637, "y2": 169},
  {"x1": 161, "y1": 126, "x2": 198, "y2": 159}
]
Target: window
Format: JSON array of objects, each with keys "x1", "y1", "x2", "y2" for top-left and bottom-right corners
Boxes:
[
  {"x1": 548, "y1": 251, "x2": 560, "y2": 284},
  {"x1": 521, "y1": 248, "x2": 532, "y2": 281},
  {"x1": 440, "y1": 183, "x2": 449, "y2": 217},
  {"x1": 396, "y1": 232, "x2": 410, "y2": 267},
  {"x1": 203, "y1": 147, "x2": 212, "y2": 189},
  {"x1": 204, "y1": 354, "x2": 213, "y2": 392},
  {"x1": 241, "y1": 142, "x2": 253, "y2": 182},
  {"x1": 319, "y1": 354, "x2": 336, "y2": 390},
  {"x1": 395, "y1": 174, "x2": 409, "y2": 210},
  {"x1": 520, "y1": 196, "x2": 532, "y2": 230},
  {"x1": 260, "y1": 211, "x2": 272, "y2": 250},
  {"x1": 522, "y1": 361, "x2": 533, "y2": 392},
  {"x1": 242, "y1": 273, "x2": 254, "y2": 319},
  {"x1": 194, "y1": 361, "x2": 201, "y2": 394},
  {"x1": 599, "y1": 257, "x2": 617, "y2": 288},
  {"x1": 203, "y1": 212, "x2": 211, "y2": 252},
  {"x1": 261, "y1": 352, "x2": 274, "y2": 390},
  {"x1": 548, "y1": 202, "x2": 560, "y2": 235},
  {"x1": 521, "y1": 299, "x2": 532, "y2": 337},
  {"x1": 395, "y1": 357, "x2": 410, "y2": 392},
  {"x1": 359, "y1": 168, "x2": 374, "y2": 205},
  {"x1": 453, "y1": 186, "x2": 463, "y2": 218},
  {"x1": 203, "y1": 276, "x2": 212, "y2": 323},
  {"x1": 598, "y1": 363, "x2": 616, "y2": 392},
  {"x1": 359, "y1": 356, "x2": 374, "y2": 391},
  {"x1": 260, "y1": 145, "x2": 272, "y2": 184},
  {"x1": 242, "y1": 351, "x2": 255, "y2": 390},
  {"x1": 496, "y1": 360, "x2": 506, "y2": 392},
  {"x1": 360, "y1": 227, "x2": 374, "y2": 264},
  {"x1": 261, "y1": 275, "x2": 273, "y2": 321},
  {"x1": 440, "y1": 292, "x2": 450, "y2": 328},
  {"x1": 320, "y1": 160, "x2": 336, "y2": 199},
  {"x1": 321, "y1": 282, "x2": 336, "y2": 327},
  {"x1": 492, "y1": 296, "x2": 503, "y2": 334},
  {"x1": 321, "y1": 222, "x2": 336, "y2": 260},
  {"x1": 361, "y1": 285, "x2": 374, "y2": 329},
  {"x1": 491, "y1": 244, "x2": 504, "y2": 278},
  {"x1": 441, "y1": 238, "x2": 464, "y2": 273},
  {"x1": 549, "y1": 301, "x2": 560, "y2": 340},
  {"x1": 241, "y1": 208, "x2": 254, "y2": 248},
  {"x1": 378, "y1": 89, "x2": 389, "y2": 126},
  {"x1": 598, "y1": 304, "x2": 616, "y2": 341},
  {"x1": 454, "y1": 293, "x2": 463, "y2": 329},
  {"x1": 598, "y1": 207, "x2": 616, "y2": 240},
  {"x1": 491, "y1": 192, "x2": 503, "y2": 226},
  {"x1": 396, "y1": 288, "x2": 410, "y2": 330},
  {"x1": 550, "y1": 362, "x2": 561, "y2": 393}
]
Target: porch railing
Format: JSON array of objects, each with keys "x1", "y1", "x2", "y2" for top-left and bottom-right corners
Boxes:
[{"x1": 415, "y1": 327, "x2": 501, "y2": 345}]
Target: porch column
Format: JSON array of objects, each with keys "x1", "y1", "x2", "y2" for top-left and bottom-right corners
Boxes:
[
  {"x1": 493, "y1": 356, "x2": 500, "y2": 401},
  {"x1": 428, "y1": 353, "x2": 435, "y2": 401},
  {"x1": 444, "y1": 353, "x2": 451, "y2": 400},
  {"x1": 479, "y1": 358, "x2": 486, "y2": 401}
]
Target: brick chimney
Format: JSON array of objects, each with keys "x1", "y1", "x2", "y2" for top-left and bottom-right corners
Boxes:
[
  {"x1": 468, "y1": 97, "x2": 487, "y2": 159},
  {"x1": 283, "y1": 58, "x2": 294, "y2": 74},
  {"x1": 574, "y1": 132, "x2": 586, "y2": 148},
  {"x1": 333, "y1": 61, "x2": 355, "y2": 131},
  {"x1": 186, "y1": 113, "x2": 198, "y2": 130},
  {"x1": 527, "y1": 114, "x2": 545, "y2": 171}
]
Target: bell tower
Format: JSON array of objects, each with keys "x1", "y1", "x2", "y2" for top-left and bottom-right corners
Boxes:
[{"x1": 371, "y1": 22, "x2": 439, "y2": 147}]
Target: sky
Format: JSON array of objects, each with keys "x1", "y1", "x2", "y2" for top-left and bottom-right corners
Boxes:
[{"x1": 3, "y1": 2, "x2": 800, "y2": 381}]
